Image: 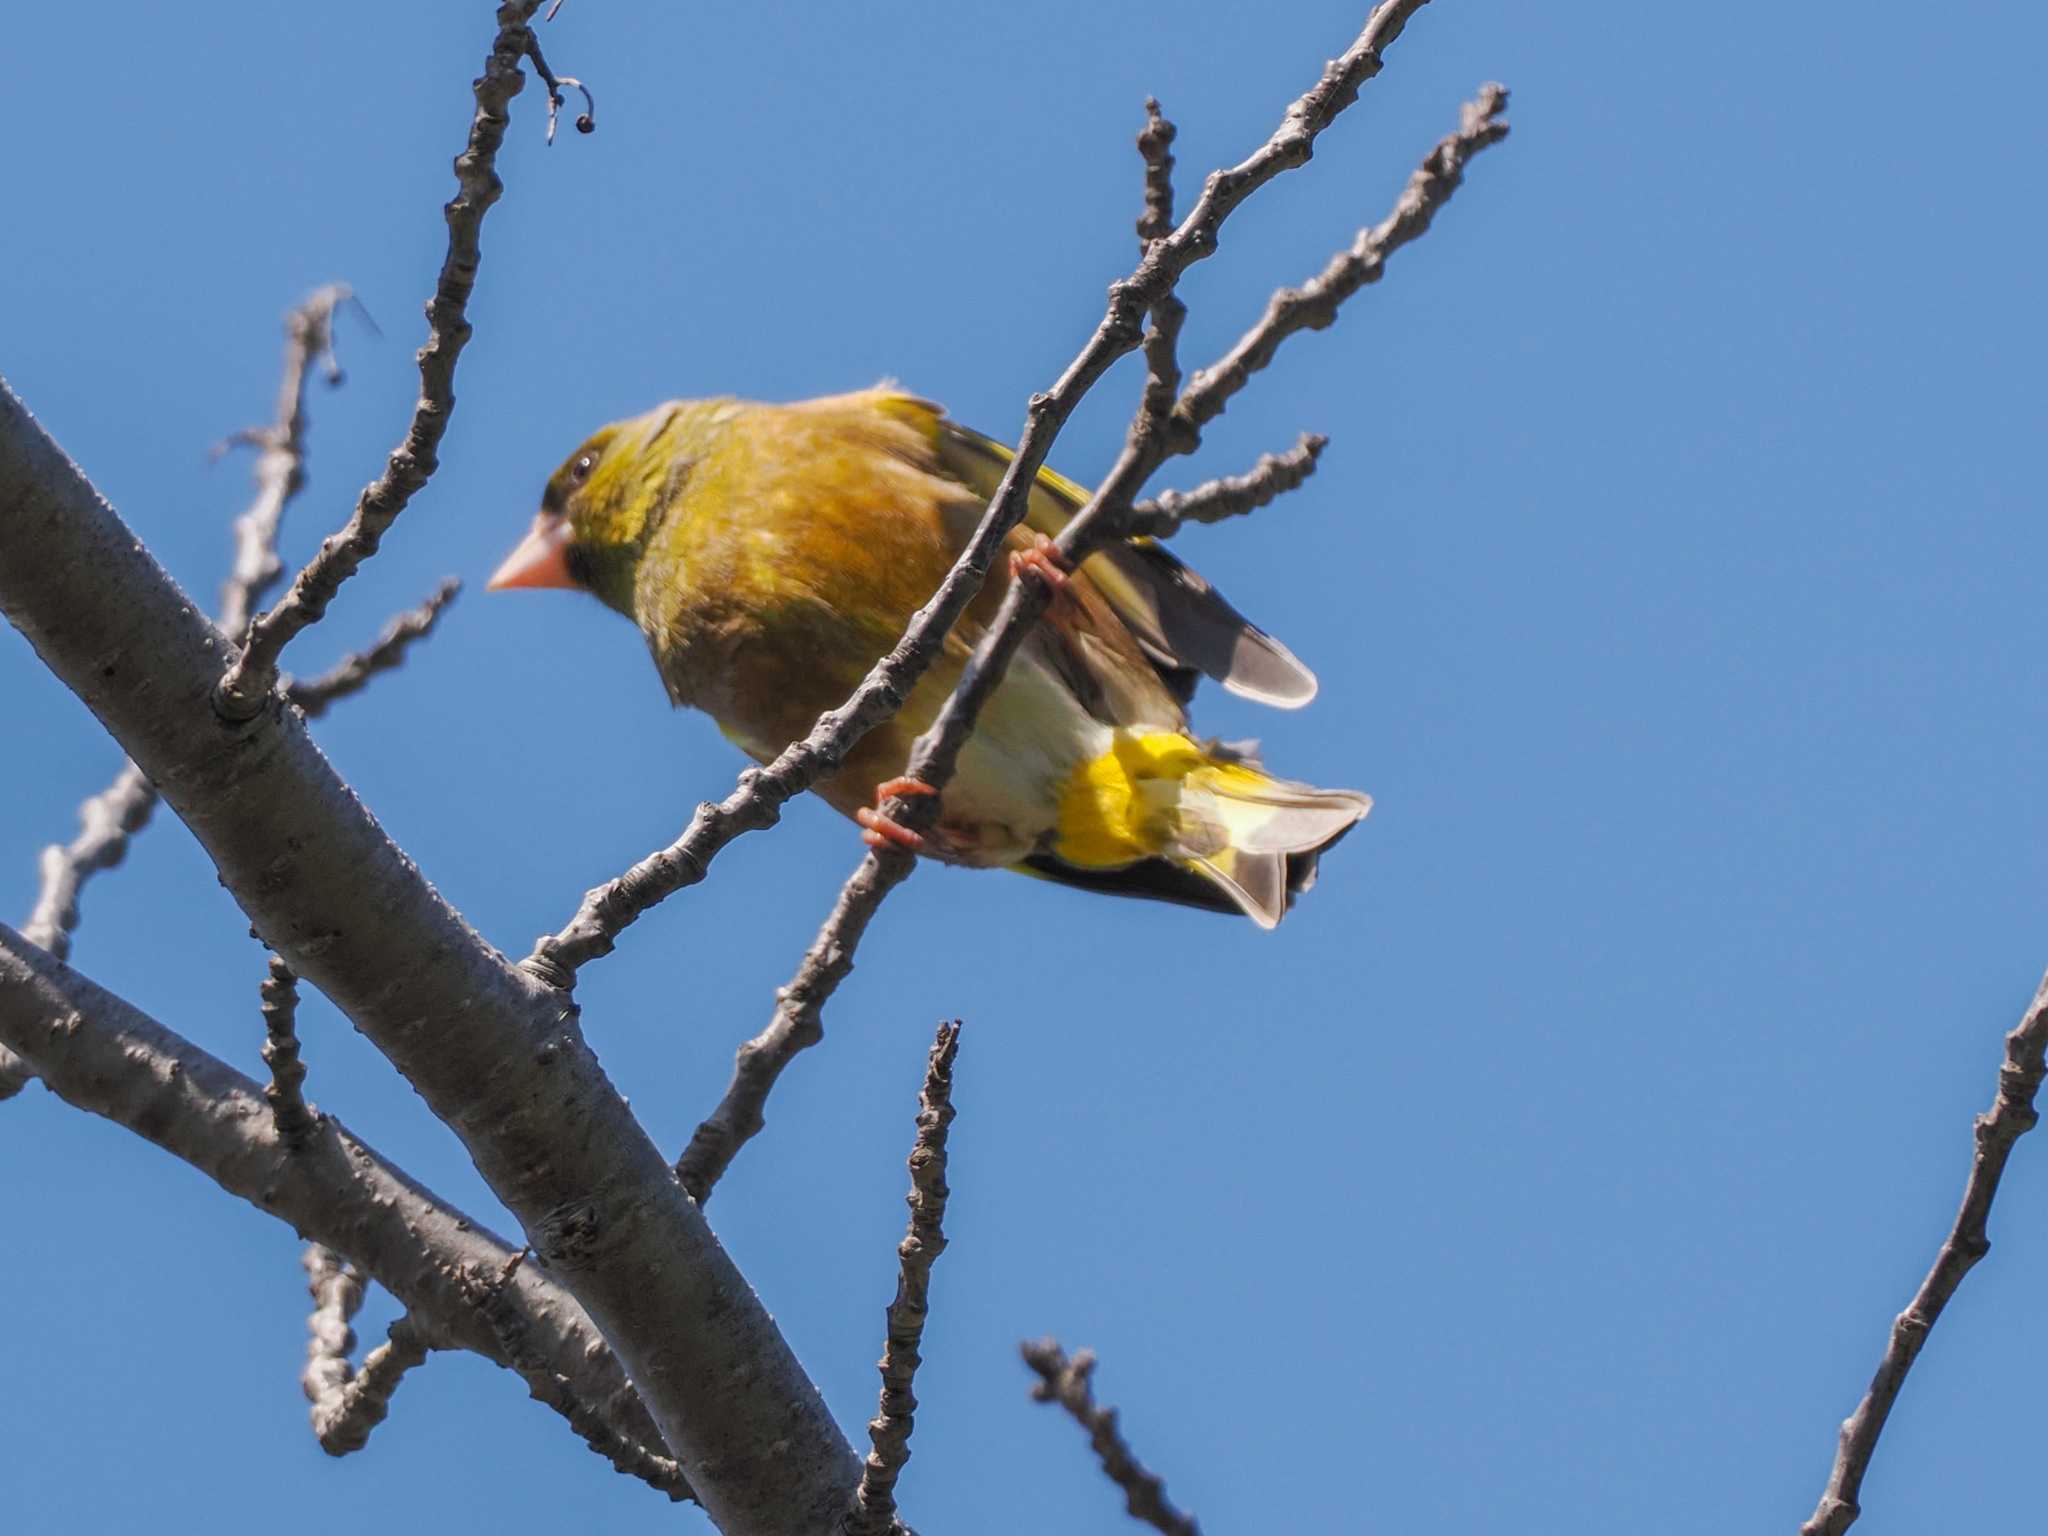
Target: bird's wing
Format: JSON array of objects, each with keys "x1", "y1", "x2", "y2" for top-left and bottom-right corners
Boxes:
[{"x1": 923, "y1": 414, "x2": 1319, "y2": 710}]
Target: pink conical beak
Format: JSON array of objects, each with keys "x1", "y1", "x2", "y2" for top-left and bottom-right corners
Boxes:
[{"x1": 487, "y1": 514, "x2": 577, "y2": 591}]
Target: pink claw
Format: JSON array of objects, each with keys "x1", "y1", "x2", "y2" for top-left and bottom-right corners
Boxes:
[
  {"x1": 1008, "y1": 531, "x2": 1070, "y2": 592},
  {"x1": 857, "y1": 776, "x2": 938, "y2": 853}
]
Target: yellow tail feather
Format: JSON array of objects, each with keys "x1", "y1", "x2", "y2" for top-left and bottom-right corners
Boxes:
[{"x1": 1050, "y1": 731, "x2": 1371, "y2": 927}]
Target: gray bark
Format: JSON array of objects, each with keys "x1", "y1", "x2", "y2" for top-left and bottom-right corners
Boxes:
[{"x1": 0, "y1": 378, "x2": 858, "y2": 1535}]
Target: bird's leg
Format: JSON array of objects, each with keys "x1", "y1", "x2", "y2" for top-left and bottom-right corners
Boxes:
[
  {"x1": 1008, "y1": 530, "x2": 1070, "y2": 593},
  {"x1": 857, "y1": 776, "x2": 939, "y2": 855}
]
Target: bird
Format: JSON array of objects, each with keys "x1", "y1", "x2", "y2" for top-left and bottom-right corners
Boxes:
[{"x1": 487, "y1": 387, "x2": 1370, "y2": 927}]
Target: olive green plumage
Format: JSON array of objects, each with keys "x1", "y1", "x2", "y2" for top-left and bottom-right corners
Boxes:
[{"x1": 495, "y1": 387, "x2": 1370, "y2": 925}]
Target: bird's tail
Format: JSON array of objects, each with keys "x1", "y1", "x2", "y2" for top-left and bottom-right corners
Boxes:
[{"x1": 1044, "y1": 730, "x2": 1372, "y2": 927}]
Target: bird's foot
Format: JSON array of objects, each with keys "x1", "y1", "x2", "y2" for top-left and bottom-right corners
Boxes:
[
  {"x1": 1009, "y1": 531, "x2": 1070, "y2": 593},
  {"x1": 857, "y1": 776, "x2": 939, "y2": 854}
]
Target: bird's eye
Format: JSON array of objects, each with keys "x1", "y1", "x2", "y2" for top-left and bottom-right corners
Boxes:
[{"x1": 569, "y1": 452, "x2": 596, "y2": 485}]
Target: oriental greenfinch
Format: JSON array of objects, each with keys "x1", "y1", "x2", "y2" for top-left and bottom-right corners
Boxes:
[{"x1": 488, "y1": 388, "x2": 1369, "y2": 926}]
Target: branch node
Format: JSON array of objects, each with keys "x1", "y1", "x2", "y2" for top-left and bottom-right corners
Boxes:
[{"x1": 260, "y1": 955, "x2": 317, "y2": 1150}]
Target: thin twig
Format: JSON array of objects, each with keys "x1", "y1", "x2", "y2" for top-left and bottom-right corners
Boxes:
[
  {"x1": 1135, "y1": 97, "x2": 1177, "y2": 251},
  {"x1": 1022, "y1": 1340, "x2": 1200, "y2": 1536},
  {"x1": 259, "y1": 955, "x2": 316, "y2": 1149},
  {"x1": 1801, "y1": 971, "x2": 2048, "y2": 1536},
  {"x1": 215, "y1": 284, "x2": 353, "y2": 641},
  {"x1": 523, "y1": 32, "x2": 595, "y2": 144},
  {"x1": 301, "y1": 1244, "x2": 437, "y2": 1456},
  {"x1": 302, "y1": 1245, "x2": 365, "y2": 1438},
  {"x1": 214, "y1": 1, "x2": 547, "y2": 720},
  {"x1": 1134, "y1": 99, "x2": 1192, "y2": 459},
  {"x1": 21, "y1": 761, "x2": 158, "y2": 967},
  {"x1": 674, "y1": 852, "x2": 902, "y2": 1198},
  {"x1": 843, "y1": 1022, "x2": 962, "y2": 1536},
  {"x1": 1176, "y1": 84, "x2": 1510, "y2": 435},
  {"x1": 3, "y1": 761, "x2": 161, "y2": 1099},
  {"x1": 524, "y1": 0, "x2": 1444, "y2": 995},
  {"x1": 318, "y1": 1315, "x2": 434, "y2": 1454},
  {"x1": 1126, "y1": 433, "x2": 1327, "y2": 539},
  {"x1": 285, "y1": 579, "x2": 461, "y2": 718},
  {"x1": 674, "y1": 75, "x2": 1507, "y2": 1201}
]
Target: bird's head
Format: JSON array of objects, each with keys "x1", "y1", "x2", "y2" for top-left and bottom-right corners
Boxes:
[{"x1": 487, "y1": 399, "x2": 735, "y2": 616}]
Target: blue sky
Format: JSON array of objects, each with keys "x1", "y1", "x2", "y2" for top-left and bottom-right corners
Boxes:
[{"x1": 4, "y1": 2, "x2": 2046, "y2": 1532}]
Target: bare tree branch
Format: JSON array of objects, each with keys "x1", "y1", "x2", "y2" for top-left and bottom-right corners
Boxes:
[
  {"x1": 7, "y1": 287, "x2": 368, "y2": 1102},
  {"x1": 1022, "y1": 1340, "x2": 1199, "y2": 1536},
  {"x1": 2, "y1": 762, "x2": 161, "y2": 1100},
  {"x1": 285, "y1": 578, "x2": 460, "y2": 718},
  {"x1": 20, "y1": 760, "x2": 157, "y2": 967},
  {"x1": 0, "y1": 924, "x2": 676, "y2": 1478},
  {"x1": 1135, "y1": 96, "x2": 1178, "y2": 252},
  {"x1": 1126, "y1": 433, "x2": 1327, "y2": 540},
  {"x1": 676, "y1": 73, "x2": 1507, "y2": 1203},
  {"x1": 524, "y1": 0, "x2": 1446, "y2": 993},
  {"x1": 7, "y1": 413, "x2": 456, "y2": 1109},
  {"x1": 844, "y1": 1022, "x2": 962, "y2": 1536},
  {"x1": 1801, "y1": 970, "x2": 2048, "y2": 1536},
  {"x1": 303, "y1": 1243, "x2": 367, "y2": 1423},
  {"x1": 1134, "y1": 99, "x2": 1191, "y2": 458},
  {"x1": 214, "y1": 1, "x2": 549, "y2": 720},
  {"x1": 0, "y1": 381, "x2": 856, "y2": 1531},
  {"x1": 259, "y1": 955, "x2": 316, "y2": 1149},
  {"x1": 456, "y1": 1248, "x2": 690, "y2": 1498},
  {"x1": 319, "y1": 1313, "x2": 435, "y2": 1456},
  {"x1": 302, "y1": 1245, "x2": 437, "y2": 1456},
  {"x1": 1176, "y1": 84, "x2": 1510, "y2": 434},
  {"x1": 215, "y1": 284, "x2": 354, "y2": 641},
  {"x1": 675, "y1": 851, "x2": 903, "y2": 1200}
]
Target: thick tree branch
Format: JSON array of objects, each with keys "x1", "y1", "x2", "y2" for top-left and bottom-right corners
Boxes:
[
  {"x1": 0, "y1": 924, "x2": 678, "y2": 1489},
  {"x1": 215, "y1": 2, "x2": 545, "y2": 719},
  {"x1": 678, "y1": 74, "x2": 1506, "y2": 1201},
  {"x1": 526, "y1": 0, "x2": 1442, "y2": 991},
  {"x1": 7, "y1": 288, "x2": 372, "y2": 1103},
  {"x1": 1022, "y1": 1340, "x2": 1200, "y2": 1536},
  {"x1": 1801, "y1": 970, "x2": 2048, "y2": 1536},
  {"x1": 0, "y1": 384, "x2": 854, "y2": 1531},
  {"x1": 843, "y1": 1022, "x2": 961, "y2": 1536}
]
